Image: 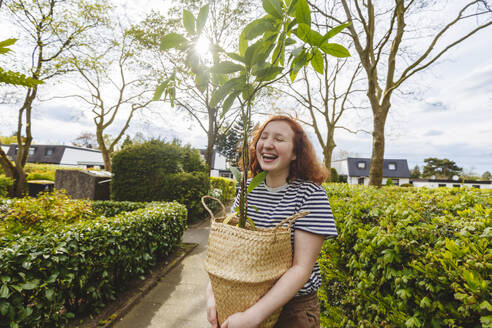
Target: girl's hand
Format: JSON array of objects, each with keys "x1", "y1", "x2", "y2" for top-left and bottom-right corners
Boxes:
[
  {"x1": 221, "y1": 312, "x2": 259, "y2": 328},
  {"x1": 206, "y1": 284, "x2": 219, "y2": 328}
]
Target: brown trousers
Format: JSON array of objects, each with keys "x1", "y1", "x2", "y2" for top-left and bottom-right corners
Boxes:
[{"x1": 274, "y1": 293, "x2": 320, "y2": 328}]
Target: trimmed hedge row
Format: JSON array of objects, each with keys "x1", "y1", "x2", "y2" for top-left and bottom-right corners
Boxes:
[
  {"x1": 0, "y1": 202, "x2": 187, "y2": 328},
  {"x1": 319, "y1": 184, "x2": 491, "y2": 328},
  {"x1": 91, "y1": 200, "x2": 147, "y2": 217}
]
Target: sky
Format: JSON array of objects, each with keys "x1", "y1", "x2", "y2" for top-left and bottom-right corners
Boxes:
[{"x1": 1, "y1": 1, "x2": 491, "y2": 175}]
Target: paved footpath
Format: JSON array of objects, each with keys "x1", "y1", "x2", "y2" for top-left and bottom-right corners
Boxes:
[{"x1": 113, "y1": 218, "x2": 212, "y2": 328}]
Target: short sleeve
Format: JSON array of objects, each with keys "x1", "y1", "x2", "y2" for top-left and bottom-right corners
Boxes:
[{"x1": 294, "y1": 183, "x2": 338, "y2": 239}]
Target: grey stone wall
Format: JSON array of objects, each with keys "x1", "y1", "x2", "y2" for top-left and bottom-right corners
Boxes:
[{"x1": 55, "y1": 170, "x2": 110, "y2": 200}]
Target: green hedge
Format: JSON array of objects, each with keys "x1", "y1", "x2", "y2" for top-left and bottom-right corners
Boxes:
[
  {"x1": 0, "y1": 201, "x2": 187, "y2": 328},
  {"x1": 91, "y1": 200, "x2": 147, "y2": 217},
  {"x1": 319, "y1": 184, "x2": 492, "y2": 328},
  {"x1": 111, "y1": 140, "x2": 209, "y2": 221},
  {"x1": 210, "y1": 177, "x2": 236, "y2": 202}
]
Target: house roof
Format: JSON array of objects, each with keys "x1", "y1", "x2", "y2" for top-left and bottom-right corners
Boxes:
[
  {"x1": 346, "y1": 157, "x2": 410, "y2": 178},
  {"x1": 5, "y1": 144, "x2": 101, "y2": 164}
]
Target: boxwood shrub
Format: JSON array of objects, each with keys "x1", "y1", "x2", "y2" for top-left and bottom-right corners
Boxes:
[
  {"x1": 319, "y1": 184, "x2": 491, "y2": 328},
  {"x1": 0, "y1": 201, "x2": 187, "y2": 328},
  {"x1": 91, "y1": 200, "x2": 147, "y2": 217}
]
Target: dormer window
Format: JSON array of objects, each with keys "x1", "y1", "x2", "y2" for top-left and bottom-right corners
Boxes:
[
  {"x1": 357, "y1": 161, "x2": 366, "y2": 169},
  {"x1": 45, "y1": 147, "x2": 54, "y2": 156},
  {"x1": 388, "y1": 163, "x2": 397, "y2": 170},
  {"x1": 28, "y1": 147, "x2": 36, "y2": 156}
]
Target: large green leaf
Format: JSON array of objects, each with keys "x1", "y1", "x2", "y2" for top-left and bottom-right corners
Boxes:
[
  {"x1": 254, "y1": 66, "x2": 283, "y2": 81},
  {"x1": 0, "y1": 38, "x2": 17, "y2": 54},
  {"x1": 196, "y1": 4, "x2": 209, "y2": 34},
  {"x1": 262, "y1": 0, "x2": 282, "y2": 19},
  {"x1": 310, "y1": 48, "x2": 324, "y2": 74},
  {"x1": 244, "y1": 41, "x2": 260, "y2": 67},
  {"x1": 210, "y1": 77, "x2": 244, "y2": 108},
  {"x1": 247, "y1": 171, "x2": 268, "y2": 194},
  {"x1": 195, "y1": 70, "x2": 209, "y2": 92},
  {"x1": 230, "y1": 166, "x2": 242, "y2": 183},
  {"x1": 220, "y1": 91, "x2": 238, "y2": 119},
  {"x1": 296, "y1": 0, "x2": 311, "y2": 26},
  {"x1": 295, "y1": 23, "x2": 323, "y2": 46},
  {"x1": 212, "y1": 61, "x2": 244, "y2": 74},
  {"x1": 20, "y1": 279, "x2": 40, "y2": 290},
  {"x1": 239, "y1": 33, "x2": 248, "y2": 57},
  {"x1": 290, "y1": 49, "x2": 308, "y2": 82},
  {"x1": 320, "y1": 42, "x2": 350, "y2": 57},
  {"x1": 320, "y1": 22, "x2": 352, "y2": 44},
  {"x1": 183, "y1": 9, "x2": 196, "y2": 34},
  {"x1": 227, "y1": 52, "x2": 246, "y2": 63},
  {"x1": 287, "y1": 0, "x2": 299, "y2": 16},
  {"x1": 160, "y1": 33, "x2": 187, "y2": 51},
  {"x1": 0, "y1": 285, "x2": 9, "y2": 298},
  {"x1": 243, "y1": 17, "x2": 276, "y2": 41}
]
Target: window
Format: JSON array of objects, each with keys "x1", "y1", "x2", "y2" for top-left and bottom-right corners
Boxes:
[
  {"x1": 388, "y1": 163, "x2": 397, "y2": 170},
  {"x1": 452, "y1": 184, "x2": 461, "y2": 188},
  {"x1": 393, "y1": 178, "x2": 400, "y2": 186},
  {"x1": 28, "y1": 147, "x2": 36, "y2": 156},
  {"x1": 45, "y1": 147, "x2": 54, "y2": 156},
  {"x1": 438, "y1": 184, "x2": 446, "y2": 188},
  {"x1": 358, "y1": 177, "x2": 365, "y2": 185},
  {"x1": 357, "y1": 161, "x2": 366, "y2": 169},
  {"x1": 472, "y1": 185, "x2": 480, "y2": 189}
]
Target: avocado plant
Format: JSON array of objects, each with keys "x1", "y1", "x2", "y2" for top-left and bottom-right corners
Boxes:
[{"x1": 155, "y1": 0, "x2": 350, "y2": 228}]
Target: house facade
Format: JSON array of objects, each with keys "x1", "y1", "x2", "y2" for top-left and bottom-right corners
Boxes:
[
  {"x1": 200, "y1": 149, "x2": 232, "y2": 178},
  {"x1": 4, "y1": 144, "x2": 105, "y2": 169},
  {"x1": 332, "y1": 157, "x2": 411, "y2": 186},
  {"x1": 412, "y1": 178, "x2": 492, "y2": 189}
]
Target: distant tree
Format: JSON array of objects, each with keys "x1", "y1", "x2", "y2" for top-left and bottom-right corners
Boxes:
[
  {"x1": 482, "y1": 171, "x2": 492, "y2": 181},
  {"x1": 72, "y1": 132, "x2": 98, "y2": 148},
  {"x1": 0, "y1": 0, "x2": 108, "y2": 196},
  {"x1": 422, "y1": 158, "x2": 462, "y2": 179},
  {"x1": 215, "y1": 120, "x2": 253, "y2": 167},
  {"x1": 121, "y1": 135, "x2": 133, "y2": 149},
  {"x1": 410, "y1": 165, "x2": 421, "y2": 179}
]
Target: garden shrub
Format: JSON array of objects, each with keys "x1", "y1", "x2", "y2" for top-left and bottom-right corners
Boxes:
[
  {"x1": 26, "y1": 172, "x2": 55, "y2": 182},
  {"x1": 111, "y1": 140, "x2": 209, "y2": 221},
  {"x1": 0, "y1": 175, "x2": 13, "y2": 197},
  {"x1": 0, "y1": 201, "x2": 187, "y2": 328},
  {"x1": 210, "y1": 176, "x2": 236, "y2": 202},
  {"x1": 1, "y1": 190, "x2": 94, "y2": 236},
  {"x1": 91, "y1": 200, "x2": 147, "y2": 217},
  {"x1": 318, "y1": 184, "x2": 492, "y2": 328}
]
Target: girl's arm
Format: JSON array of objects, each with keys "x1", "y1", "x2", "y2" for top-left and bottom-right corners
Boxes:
[{"x1": 221, "y1": 229, "x2": 324, "y2": 328}]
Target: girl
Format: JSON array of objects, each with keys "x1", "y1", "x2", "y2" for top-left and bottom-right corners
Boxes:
[{"x1": 206, "y1": 115, "x2": 337, "y2": 328}]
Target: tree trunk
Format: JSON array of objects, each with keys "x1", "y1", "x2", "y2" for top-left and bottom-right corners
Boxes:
[
  {"x1": 205, "y1": 107, "x2": 217, "y2": 176},
  {"x1": 96, "y1": 128, "x2": 112, "y2": 171},
  {"x1": 323, "y1": 129, "x2": 336, "y2": 182},
  {"x1": 368, "y1": 105, "x2": 389, "y2": 186}
]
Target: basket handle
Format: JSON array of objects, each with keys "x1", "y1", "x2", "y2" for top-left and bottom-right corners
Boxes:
[
  {"x1": 273, "y1": 211, "x2": 310, "y2": 232},
  {"x1": 201, "y1": 195, "x2": 226, "y2": 221}
]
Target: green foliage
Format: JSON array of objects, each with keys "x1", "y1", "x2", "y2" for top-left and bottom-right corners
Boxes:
[
  {"x1": 111, "y1": 140, "x2": 209, "y2": 221},
  {"x1": 0, "y1": 201, "x2": 187, "y2": 327},
  {"x1": 0, "y1": 190, "x2": 94, "y2": 235},
  {"x1": 330, "y1": 168, "x2": 338, "y2": 183},
  {"x1": 91, "y1": 200, "x2": 147, "y2": 217},
  {"x1": 319, "y1": 184, "x2": 492, "y2": 327},
  {"x1": 385, "y1": 177, "x2": 394, "y2": 186},
  {"x1": 210, "y1": 176, "x2": 236, "y2": 202},
  {"x1": 0, "y1": 38, "x2": 44, "y2": 87},
  {"x1": 0, "y1": 176, "x2": 13, "y2": 198}
]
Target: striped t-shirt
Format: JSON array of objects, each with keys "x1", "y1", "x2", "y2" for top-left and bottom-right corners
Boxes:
[{"x1": 232, "y1": 179, "x2": 337, "y2": 296}]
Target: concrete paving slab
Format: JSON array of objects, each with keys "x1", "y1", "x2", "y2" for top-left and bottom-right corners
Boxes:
[{"x1": 113, "y1": 218, "x2": 212, "y2": 328}]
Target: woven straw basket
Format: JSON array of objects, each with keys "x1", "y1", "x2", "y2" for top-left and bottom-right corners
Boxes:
[{"x1": 202, "y1": 196, "x2": 309, "y2": 328}]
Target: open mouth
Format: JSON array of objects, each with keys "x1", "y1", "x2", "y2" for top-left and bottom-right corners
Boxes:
[{"x1": 262, "y1": 154, "x2": 278, "y2": 162}]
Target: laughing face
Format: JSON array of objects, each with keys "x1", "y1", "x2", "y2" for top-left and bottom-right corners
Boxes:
[{"x1": 256, "y1": 120, "x2": 297, "y2": 184}]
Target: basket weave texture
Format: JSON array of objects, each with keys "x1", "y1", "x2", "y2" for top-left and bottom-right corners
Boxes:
[{"x1": 202, "y1": 196, "x2": 308, "y2": 327}]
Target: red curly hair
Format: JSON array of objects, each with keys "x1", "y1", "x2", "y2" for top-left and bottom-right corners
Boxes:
[{"x1": 249, "y1": 115, "x2": 327, "y2": 184}]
